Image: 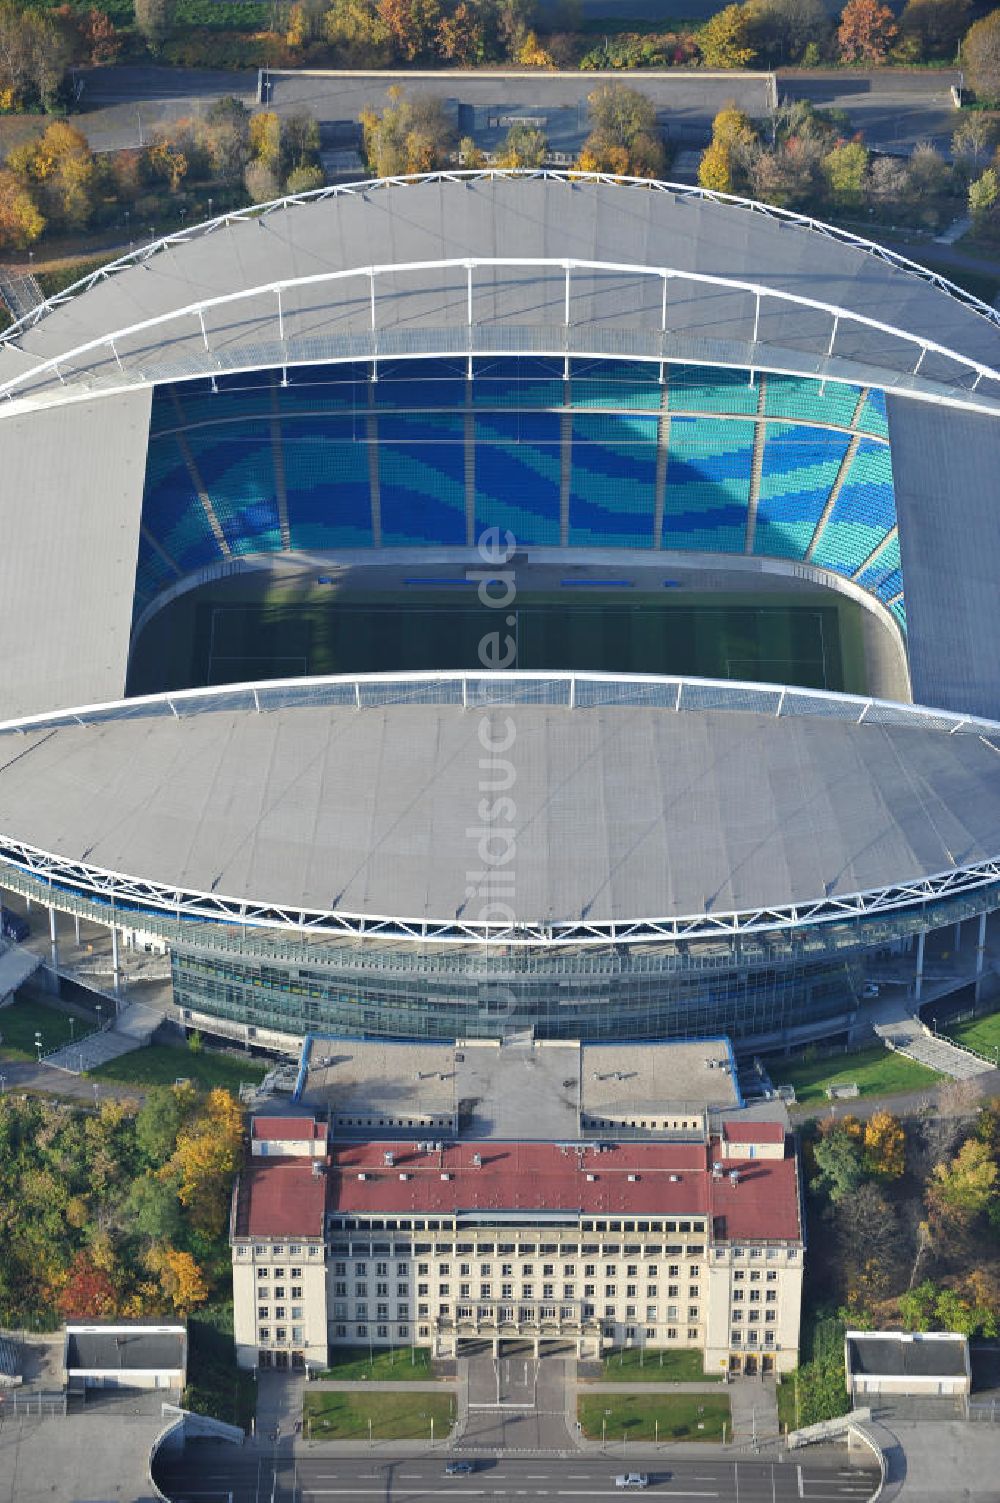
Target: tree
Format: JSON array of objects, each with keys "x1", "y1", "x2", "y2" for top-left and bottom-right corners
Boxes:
[
  {"x1": 459, "y1": 134, "x2": 486, "y2": 168},
  {"x1": 244, "y1": 159, "x2": 282, "y2": 204},
  {"x1": 699, "y1": 141, "x2": 734, "y2": 192},
  {"x1": 360, "y1": 89, "x2": 456, "y2": 178},
  {"x1": 437, "y1": 1, "x2": 487, "y2": 63},
  {"x1": 8, "y1": 121, "x2": 97, "y2": 231},
  {"x1": 747, "y1": 0, "x2": 829, "y2": 64},
  {"x1": 577, "y1": 83, "x2": 665, "y2": 178},
  {"x1": 812, "y1": 1124, "x2": 864, "y2": 1201},
  {"x1": 249, "y1": 111, "x2": 282, "y2": 170},
  {"x1": 898, "y1": 1277, "x2": 938, "y2": 1330},
  {"x1": 822, "y1": 139, "x2": 869, "y2": 207},
  {"x1": 927, "y1": 1137, "x2": 999, "y2": 1226},
  {"x1": 964, "y1": 11, "x2": 1000, "y2": 105},
  {"x1": 56, "y1": 1250, "x2": 118, "y2": 1320},
  {"x1": 125, "y1": 1173, "x2": 184, "y2": 1242},
  {"x1": 136, "y1": 1085, "x2": 190, "y2": 1167},
  {"x1": 952, "y1": 115, "x2": 996, "y2": 176},
  {"x1": 166, "y1": 1088, "x2": 243, "y2": 1237},
  {"x1": 832, "y1": 1181, "x2": 899, "y2": 1302},
  {"x1": 699, "y1": 3, "x2": 757, "y2": 66},
  {"x1": 323, "y1": 0, "x2": 393, "y2": 64},
  {"x1": 134, "y1": 0, "x2": 176, "y2": 52},
  {"x1": 862, "y1": 1110, "x2": 905, "y2": 1180},
  {"x1": 0, "y1": 168, "x2": 44, "y2": 250},
  {"x1": 494, "y1": 122, "x2": 548, "y2": 168},
  {"x1": 285, "y1": 162, "x2": 325, "y2": 194},
  {"x1": 146, "y1": 1246, "x2": 209, "y2": 1314},
  {"x1": 837, "y1": 0, "x2": 897, "y2": 62},
  {"x1": 969, "y1": 166, "x2": 999, "y2": 221},
  {"x1": 377, "y1": 0, "x2": 442, "y2": 60},
  {"x1": 515, "y1": 30, "x2": 554, "y2": 66},
  {"x1": 898, "y1": 0, "x2": 968, "y2": 59},
  {"x1": 56, "y1": 5, "x2": 121, "y2": 66}
]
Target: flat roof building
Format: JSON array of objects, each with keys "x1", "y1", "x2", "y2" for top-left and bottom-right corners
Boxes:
[{"x1": 845, "y1": 1330, "x2": 972, "y2": 1399}]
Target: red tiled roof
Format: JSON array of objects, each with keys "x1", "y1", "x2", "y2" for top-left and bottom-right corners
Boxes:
[
  {"x1": 235, "y1": 1160, "x2": 327, "y2": 1238},
  {"x1": 327, "y1": 1140, "x2": 801, "y2": 1243},
  {"x1": 252, "y1": 1116, "x2": 326, "y2": 1141},
  {"x1": 722, "y1": 1121, "x2": 786, "y2": 1143}
]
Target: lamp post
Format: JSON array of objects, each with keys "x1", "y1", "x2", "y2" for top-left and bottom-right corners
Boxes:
[
  {"x1": 69, "y1": 1017, "x2": 75, "y2": 1042},
  {"x1": 34, "y1": 1031, "x2": 42, "y2": 1064}
]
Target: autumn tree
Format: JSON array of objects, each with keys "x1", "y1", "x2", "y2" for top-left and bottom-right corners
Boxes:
[
  {"x1": 576, "y1": 83, "x2": 665, "y2": 178},
  {"x1": 964, "y1": 10, "x2": 1000, "y2": 105},
  {"x1": 322, "y1": 0, "x2": 392, "y2": 64},
  {"x1": 0, "y1": 168, "x2": 44, "y2": 250},
  {"x1": 0, "y1": 2, "x2": 73, "y2": 109},
  {"x1": 437, "y1": 0, "x2": 487, "y2": 62},
  {"x1": 8, "y1": 121, "x2": 97, "y2": 231},
  {"x1": 165, "y1": 1088, "x2": 243, "y2": 1237},
  {"x1": 56, "y1": 1251, "x2": 118, "y2": 1320},
  {"x1": 927, "y1": 1137, "x2": 999, "y2": 1228},
  {"x1": 361, "y1": 89, "x2": 457, "y2": 177},
  {"x1": 146, "y1": 1246, "x2": 209, "y2": 1314},
  {"x1": 494, "y1": 122, "x2": 548, "y2": 168},
  {"x1": 134, "y1": 0, "x2": 176, "y2": 52},
  {"x1": 377, "y1": 0, "x2": 441, "y2": 59},
  {"x1": 286, "y1": 162, "x2": 325, "y2": 193},
  {"x1": 699, "y1": 3, "x2": 757, "y2": 67},
  {"x1": 952, "y1": 115, "x2": 996, "y2": 178},
  {"x1": 863, "y1": 1109, "x2": 905, "y2": 1180},
  {"x1": 837, "y1": 0, "x2": 897, "y2": 62},
  {"x1": 699, "y1": 140, "x2": 735, "y2": 192},
  {"x1": 822, "y1": 139, "x2": 869, "y2": 207}
]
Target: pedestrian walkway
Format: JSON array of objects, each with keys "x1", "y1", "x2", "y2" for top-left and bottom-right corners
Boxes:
[
  {"x1": 727, "y1": 1378, "x2": 780, "y2": 1446},
  {"x1": 875, "y1": 1015, "x2": 993, "y2": 1080},
  {"x1": 45, "y1": 1000, "x2": 161, "y2": 1074},
  {"x1": 254, "y1": 1370, "x2": 306, "y2": 1444}
]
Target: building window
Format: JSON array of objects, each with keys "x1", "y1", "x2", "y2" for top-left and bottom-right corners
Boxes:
[
  {"x1": 257, "y1": 1269, "x2": 269, "y2": 1282},
  {"x1": 260, "y1": 1327, "x2": 270, "y2": 1342},
  {"x1": 766, "y1": 1290, "x2": 777, "y2": 1303},
  {"x1": 276, "y1": 1327, "x2": 287, "y2": 1343},
  {"x1": 357, "y1": 1325, "x2": 367, "y2": 1337},
  {"x1": 687, "y1": 1328, "x2": 698, "y2": 1341},
  {"x1": 733, "y1": 1290, "x2": 744, "y2": 1302},
  {"x1": 732, "y1": 1310, "x2": 742, "y2": 1322},
  {"x1": 258, "y1": 1306, "x2": 268, "y2": 1321},
  {"x1": 291, "y1": 1306, "x2": 303, "y2": 1320},
  {"x1": 688, "y1": 1307, "x2": 698, "y2": 1321},
  {"x1": 291, "y1": 1266, "x2": 302, "y2": 1279},
  {"x1": 334, "y1": 1325, "x2": 346, "y2": 1338}
]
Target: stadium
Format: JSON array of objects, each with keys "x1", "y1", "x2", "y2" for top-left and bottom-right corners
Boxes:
[{"x1": 1, "y1": 168, "x2": 1000, "y2": 1052}]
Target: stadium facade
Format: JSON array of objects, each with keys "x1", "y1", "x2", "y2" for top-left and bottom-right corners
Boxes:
[{"x1": 2, "y1": 169, "x2": 1000, "y2": 1051}]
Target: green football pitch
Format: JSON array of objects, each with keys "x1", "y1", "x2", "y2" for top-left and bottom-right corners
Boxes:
[{"x1": 128, "y1": 580, "x2": 866, "y2": 697}]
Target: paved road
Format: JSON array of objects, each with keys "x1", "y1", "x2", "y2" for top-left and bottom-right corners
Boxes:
[
  {"x1": 154, "y1": 1446, "x2": 880, "y2": 1503},
  {"x1": 778, "y1": 69, "x2": 961, "y2": 156}
]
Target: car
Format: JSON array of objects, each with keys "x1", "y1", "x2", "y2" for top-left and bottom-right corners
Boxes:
[
  {"x1": 444, "y1": 1461, "x2": 474, "y2": 1476},
  {"x1": 615, "y1": 1476, "x2": 650, "y2": 1491}
]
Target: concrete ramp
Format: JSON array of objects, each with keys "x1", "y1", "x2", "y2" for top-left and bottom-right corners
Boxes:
[
  {"x1": 44, "y1": 1000, "x2": 162, "y2": 1074},
  {"x1": 0, "y1": 944, "x2": 42, "y2": 1000}
]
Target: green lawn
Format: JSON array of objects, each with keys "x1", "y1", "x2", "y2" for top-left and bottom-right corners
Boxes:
[
  {"x1": 600, "y1": 1348, "x2": 720, "y2": 1382},
  {"x1": 943, "y1": 1010, "x2": 1000, "y2": 1065},
  {"x1": 304, "y1": 1390, "x2": 454, "y2": 1441},
  {"x1": 89, "y1": 1043, "x2": 267, "y2": 1092},
  {"x1": 776, "y1": 1375, "x2": 799, "y2": 1435},
  {"x1": 0, "y1": 997, "x2": 90, "y2": 1061},
  {"x1": 578, "y1": 1392, "x2": 730, "y2": 1443},
  {"x1": 767, "y1": 1044, "x2": 942, "y2": 1107},
  {"x1": 316, "y1": 1346, "x2": 434, "y2": 1381}
]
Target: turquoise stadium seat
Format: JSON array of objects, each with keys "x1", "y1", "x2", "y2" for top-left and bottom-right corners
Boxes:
[
  {"x1": 282, "y1": 413, "x2": 372, "y2": 549},
  {"x1": 763, "y1": 375, "x2": 859, "y2": 428},
  {"x1": 811, "y1": 439, "x2": 896, "y2": 577},
  {"x1": 754, "y1": 424, "x2": 851, "y2": 560},
  {"x1": 668, "y1": 366, "x2": 758, "y2": 416},
  {"x1": 570, "y1": 359, "x2": 662, "y2": 412},
  {"x1": 141, "y1": 436, "x2": 222, "y2": 572},
  {"x1": 662, "y1": 417, "x2": 754, "y2": 552},
  {"x1": 185, "y1": 422, "x2": 282, "y2": 555},
  {"x1": 856, "y1": 388, "x2": 889, "y2": 438},
  {"x1": 569, "y1": 413, "x2": 657, "y2": 548}
]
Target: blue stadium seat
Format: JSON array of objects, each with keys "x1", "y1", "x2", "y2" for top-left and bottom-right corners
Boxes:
[
  {"x1": 667, "y1": 366, "x2": 758, "y2": 415},
  {"x1": 380, "y1": 411, "x2": 467, "y2": 545},
  {"x1": 754, "y1": 424, "x2": 851, "y2": 560},
  {"x1": 185, "y1": 423, "x2": 282, "y2": 555},
  {"x1": 282, "y1": 414, "x2": 373, "y2": 549},
  {"x1": 856, "y1": 387, "x2": 889, "y2": 438},
  {"x1": 569, "y1": 413, "x2": 657, "y2": 548},
  {"x1": 475, "y1": 412, "x2": 561, "y2": 545},
  {"x1": 141, "y1": 437, "x2": 223, "y2": 571}
]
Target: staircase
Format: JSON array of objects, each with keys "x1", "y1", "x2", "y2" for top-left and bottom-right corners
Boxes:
[
  {"x1": 0, "y1": 943, "x2": 43, "y2": 1001},
  {"x1": 0, "y1": 271, "x2": 44, "y2": 322},
  {"x1": 875, "y1": 1014, "x2": 993, "y2": 1080},
  {"x1": 44, "y1": 1000, "x2": 162, "y2": 1074}
]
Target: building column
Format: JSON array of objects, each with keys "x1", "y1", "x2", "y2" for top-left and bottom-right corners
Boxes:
[
  {"x1": 914, "y1": 929, "x2": 926, "y2": 1002},
  {"x1": 954, "y1": 920, "x2": 962, "y2": 952},
  {"x1": 73, "y1": 914, "x2": 80, "y2": 945},
  {"x1": 48, "y1": 904, "x2": 58, "y2": 969},
  {"x1": 111, "y1": 924, "x2": 121, "y2": 1003},
  {"x1": 975, "y1": 910, "x2": 988, "y2": 1002}
]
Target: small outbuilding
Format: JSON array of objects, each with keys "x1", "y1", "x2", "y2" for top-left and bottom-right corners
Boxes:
[
  {"x1": 62, "y1": 1323, "x2": 187, "y2": 1393},
  {"x1": 845, "y1": 1330, "x2": 971, "y2": 1399}
]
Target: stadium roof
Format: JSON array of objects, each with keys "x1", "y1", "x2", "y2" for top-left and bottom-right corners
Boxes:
[
  {"x1": 1, "y1": 678, "x2": 1000, "y2": 942},
  {"x1": 2, "y1": 173, "x2": 999, "y2": 410}
]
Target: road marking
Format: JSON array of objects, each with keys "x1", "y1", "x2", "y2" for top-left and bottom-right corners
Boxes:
[{"x1": 798, "y1": 1464, "x2": 805, "y2": 1498}]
